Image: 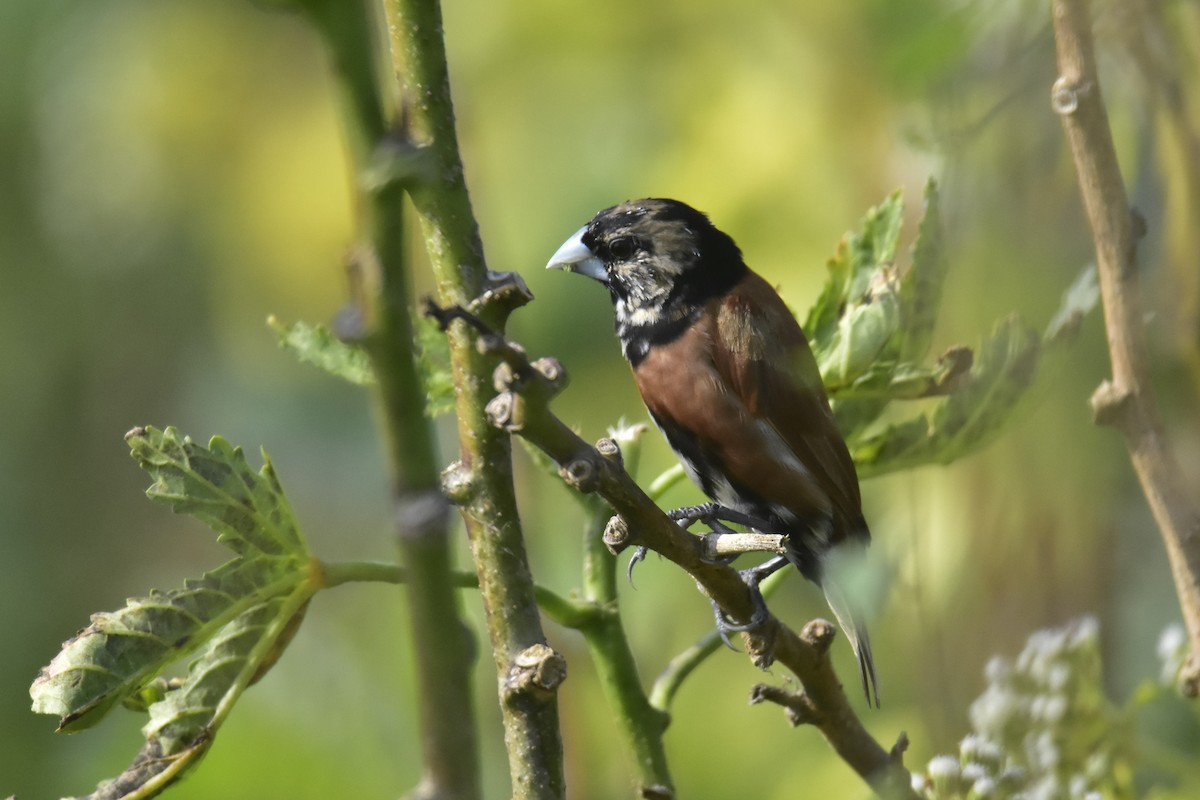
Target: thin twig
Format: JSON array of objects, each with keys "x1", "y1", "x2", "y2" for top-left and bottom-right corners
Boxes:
[
  {"x1": 1051, "y1": 0, "x2": 1200, "y2": 695},
  {"x1": 319, "y1": 560, "x2": 598, "y2": 628}
]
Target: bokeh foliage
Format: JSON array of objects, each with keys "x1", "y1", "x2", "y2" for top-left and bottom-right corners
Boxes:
[{"x1": 4, "y1": 0, "x2": 1200, "y2": 798}]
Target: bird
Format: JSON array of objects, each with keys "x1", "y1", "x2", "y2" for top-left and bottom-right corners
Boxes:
[{"x1": 546, "y1": 198, "x2": 879, "y2": 707}]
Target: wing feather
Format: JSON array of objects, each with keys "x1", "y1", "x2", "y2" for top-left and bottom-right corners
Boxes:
[{"x1": 711, "y1": 273, "x2": 865, "y2": 536}]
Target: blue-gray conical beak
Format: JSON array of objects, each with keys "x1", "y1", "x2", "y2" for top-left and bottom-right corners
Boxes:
[{"x1": 546, "y1": 226, "x2": 607, "y2": 282}]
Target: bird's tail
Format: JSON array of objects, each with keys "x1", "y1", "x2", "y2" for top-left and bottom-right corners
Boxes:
[{"x1": 822, "y1": 567, "x2": 880, "y2": 708}]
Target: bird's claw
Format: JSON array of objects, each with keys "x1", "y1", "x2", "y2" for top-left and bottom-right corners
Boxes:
[
  {"x1": 668, "y1": 502, "x2": 771, "y2": 533},
  {"x1": 710, "y1": 593, "x2": 769, "y2": 651},
  {"x1": 710, "y1": 559, "x2": 783, "y2": 650},
  {"x1": 626, "y1": 546, "x2": 649, "y2": 586},
  {"x1": 667, "y1": 502, "x2": 722, "y2": 528}
]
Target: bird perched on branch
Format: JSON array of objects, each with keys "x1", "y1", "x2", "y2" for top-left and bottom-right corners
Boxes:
[{"x1": 547, "y1": 198, "x2": 879, "y2": 706}]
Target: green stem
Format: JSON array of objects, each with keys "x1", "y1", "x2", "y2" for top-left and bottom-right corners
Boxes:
[
  {"x1": 646, "y1": 464, "x2": 687, "y2": 501},
  {"x1": 300, "y1": 1, "x2": 479, "y2": 797},
  {"x1": 577, "y1": 514, "x2": 673, "y2": 795},
  {"x1": 649, "y1": 631, "x2": 724, "y2": 713},
  {"x1": 320, "y1": 560, "x2": 595, "y2": 627},
  {"x1": 384, "y1": 0, "x2": 565, "y2": 797}
]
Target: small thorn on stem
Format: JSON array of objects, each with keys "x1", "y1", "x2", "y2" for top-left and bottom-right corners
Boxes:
[
  {"x1": 748, "y1": 684, "x2": 820, "y2": 727},
  {"x1": 603, "y1": 515, "x2": 632, "y2": 553},
  {"x1": 800, "y1": 619, "x2": 838, "y2": 655}
]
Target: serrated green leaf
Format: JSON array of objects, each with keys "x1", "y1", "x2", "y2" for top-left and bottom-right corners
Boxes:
[
  {"x1": 142, "y1": 595, "x2": 296, "y2": 752},
  {"x1": 896, "y1": 178, "x2": 946, "y2": 362},
  {"x1": 77, "y1": 585, "x2": 314, "y2": 799},
  {"x1": 269, "y1": 316, "x2": 376, "y2": 386},
  {"x1": 851, "y1": 316, "x2": 1041, "y2": 477},
  {"x1": 816, "y1": 265, "x2": 902, "y2": 390},
  {"x1": 834, "y1": 346, "x2": 973, "y2": 400},
  {"x1": 269, "y1": 313, "x2": 456, "y2": 418},
  {"x1": 30, "y1": 558, "x2": 305, "y2": 733},
  {"x1": 414, "y1": 311, "x2": 456, "y2": 417},
  {"x1": 927, "y1": 314, "x2": 1041, "y2": 455},
  {"x1": 126, "y1": 426, "x2": 307, "y2": 558},
  {"x1": 804, "y1": 189, "x2": 905, "y2": 348}
]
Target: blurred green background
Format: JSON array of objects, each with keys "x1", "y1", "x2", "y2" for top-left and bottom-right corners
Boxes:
[{"x1": 3, "y1": 0, "x2": 1200, "y2": 797}]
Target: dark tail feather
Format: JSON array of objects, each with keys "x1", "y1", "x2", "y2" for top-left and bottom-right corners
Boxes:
[{"x1": 822, "y1": 577, "x2": 881, "y2": 708}]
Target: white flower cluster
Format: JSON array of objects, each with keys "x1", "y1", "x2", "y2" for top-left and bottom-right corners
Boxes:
[{"x1": 912, "y1": 617, "x2": 1117, "y2": 800}]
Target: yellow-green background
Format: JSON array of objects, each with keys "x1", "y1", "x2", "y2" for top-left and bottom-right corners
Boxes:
[{"x1": 3, "y1": 0, "x2": 1199, "y2": 796}]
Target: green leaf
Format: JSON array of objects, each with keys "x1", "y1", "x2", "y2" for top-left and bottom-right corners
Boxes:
[
  {"x1": 268, "y1": 315, "x2": 376, "y2": 386},
  {"x1": 815, "y1": 265, "x2": 903, "y2": 391},
  {"x1": 852, "y1": 315, "x2": 1041, "y2": 477},
  {"x1": 804, "y1": 189, "x2": 905, "y2": 349},
  {"x1": 414, "y1": 311, "x2": 456, "y2": 417},
  {"x1": 924, "y1": 314, "x2": 1041, "y2": 456},
  {"x1": 833, "y1": 346, "x2": 973, "y2": 400},
  {"x1": 30, "y1": 558, "x2": 304, "y2": 733},
  {"x1": 80, "y1": 587, "x2": 314, "y2": 799},
  {"x1": 799, "y1": 181, "x2": 1096, "y2": 479},
  {"x1": 31, "y1": 428, "x2": 319, "y2": 798},
  {"x1": 268, "y1": 314, "x2": 456, "y2": 418},
  {"x1": 896, "y1": 178, "x2": 946, "y2": 362},
  {"x1": 126, "y1": 426, "x2": 307, "y2": 558},
  {"x1": 142, "y1": 592, "x2": 308, "y2": 753}
]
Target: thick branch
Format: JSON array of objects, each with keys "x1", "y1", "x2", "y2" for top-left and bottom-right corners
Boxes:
[
  {"x1": 298, "y1": 1, "x2": 479, "y2": 796},
  {"x1": 436, "y1": 302, "x2": 916, "y2": 798},
  {"x1": 1051, "y1": 0, "x2": 1200, "y2": 695},
  {"x1": 385, "y1": 2, "x2": 564, "y2": 795}
]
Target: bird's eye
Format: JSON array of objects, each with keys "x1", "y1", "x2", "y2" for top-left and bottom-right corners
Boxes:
[{"x1": 607, "y1": 236, "x2": 638, "y2": 260}]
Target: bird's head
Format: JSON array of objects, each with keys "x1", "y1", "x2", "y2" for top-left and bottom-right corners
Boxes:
[{"x1": 546, "y1": 199, "x2": 747, "y2": 333}]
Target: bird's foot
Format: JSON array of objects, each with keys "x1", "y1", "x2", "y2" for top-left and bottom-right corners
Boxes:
[
  {"x1": 668, "y1": 502, "x2": 765, "y2": 531},
  {"x1": 711, "y1": 556, "x2": 788, "y2": 649},
  {"x1": 669, "y1": 503, "x2": 773, "y2": 565}
]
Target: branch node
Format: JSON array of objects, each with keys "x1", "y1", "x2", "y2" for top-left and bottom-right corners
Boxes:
[
  {"x1": 748, "y1": 684, "x2": 821, "y2": 727},
  {"x1": 532, "y1": 357, "x2": 568, "y2": 391},
  {"x1": 603, "y1": 515, "x2": 633, "y2": 554},
  {"x1": 504, "y1": 643, "x2": 567, "y2": 702},
  {"x1": 492, "y1": 361, "x2": 518, "y2": 392},
  {"x1": 468, "y1": 270, "x2": 533, "y2": 321},
  {"x1": 560, "y1": 457, "x2": 599, "y2": 493},
  {"x1": 746, "y1": 622, "x2": 778, "y2": 670},
  {"x1": 1050, "y1": 75, "x2": 1091, "y2": 115},
  {"x1": 485, "y1": 392, "x2": 523, "y2": 432},
  {"x1": 439, "y1": 461, "x2": 474, "y2": 505},
  {"x1": 1089, "y1": 379, "x2": 1132, "y2": 427},
  {"x1": 595, "y1": 437, "x2": 623, "y2": 465},
  {"x1": 800, "y1": 619, "x2": 838, "y2": 655},
  {"x1": 890, "y1": 731, "x2": 911, "y2": 763}
]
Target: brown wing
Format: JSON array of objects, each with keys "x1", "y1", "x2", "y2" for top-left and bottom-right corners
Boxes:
[
  {"x1": 632, "y1": 271, "x2": 864, "y2": 538},
  {"x1": 712, "y1": 272, "x2": 864, "y2": 529}
]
